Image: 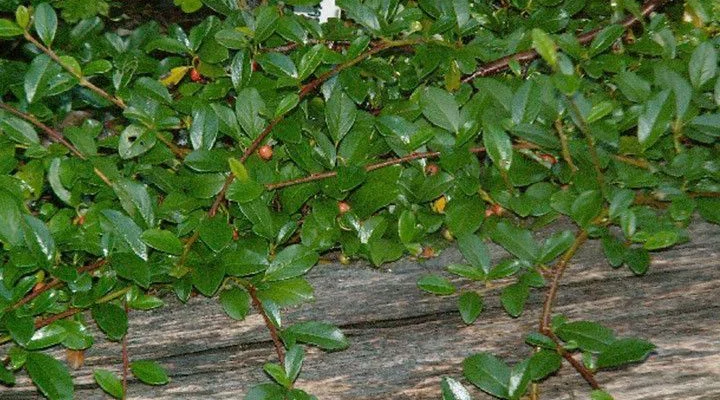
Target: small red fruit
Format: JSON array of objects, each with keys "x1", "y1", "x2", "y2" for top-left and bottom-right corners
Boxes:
[
  {"x1": 485, "y1": 203, "x2": 504, "y2": 217},
  {"x1": 338, "y1": 201, "x2": 351, "y2": 214},
  {"x1": 189, "y1": 68, "x2": 202, "y2": 82},
  {"x1": 420, "y1": 246, "x2": 435, "y2": 259},
  {"x1": 425, "y1": 163, "x2": 439, "y2": 176},
  {"x1": 258, "y1": 145, "x2": 273, "y2": 160},
  {"x1": 539, "y1": 153, "x2": 558, "y2": 165}
]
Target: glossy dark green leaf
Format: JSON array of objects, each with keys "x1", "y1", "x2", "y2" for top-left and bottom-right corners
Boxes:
[
  {"x1": 421, "y1": 87, "x2": 460, "y2": 133},
  {"x1": 445, "y1": 196, "x2": 484, "y2": 236},
  {"x1": 0, "y1": 189, "x2": 23, "y2": 247},
  {"x1": 192, "y1": 261, "x2": 225, "y2": 296},
  {"x1": 254, "y1": 6, "x2": 279, "y2": 42},
  {"x1": 102, "y1": 209, "x2": 148, "y2": 260},
  {"x1": 457, "y1": 234, "x2": 491, "y2": 273},
  {"x1": 489, "y1": 221, "x2": 540, "y2": 263},
  {"x1": 257, "y1": 52, "x2": 298, "y2": 79},
  {"x1": 230, "y1": 50, "x2": 252, "y2": 90},
  {"x1": 624, "y1": 247, "x2": 650, "y2": 276},
  {"x1": 539, "y1": 230, "x2": 574, "y2": 264},
  {"x1": 325, "y1": 88, "x2": 357, "y2": 143},
  {"x1": 298, "y1": 44, "x2": 323, "y2": 80},
  {"x1": 501, "y1": 283, "x2": 529, "y2": 318},
  {"x1": 113, "y1": 178, "x2": 155, "y2": 227},
  {"x1": 637, "y1": 90, "x2": 673, "y2": 151},
  {"x1": 130, "y1": 360, "x2": 170, "y2": 385},
  {"x1": 570, "y1": 190, "x2": 602, "y2": 228},
  {"x1": 463, "y1": 352, "x2": 510, "y2": 398},
  {"x1": 349, "y1": 166, "x2": 401, "y2": 219},
  {"x1": 588, "y1": 24, "x2": 624, "y2": 57},
  {"x1": 590, "y1": 390, "x2": 614, "y2": 400},
  {"x1": 118, "y1": 125, "x2": 157, "y2": 159},
  {"x1": 688, "y1": 42, "x2": 717, "y2": 89},
  {"x1": 263, "y1": 362, "x2": 291, "y2": 388},
  {"x1": 0, "y1": 365, "x2": 14, "y2": 385},
  {"x1": 528, "y1": 350, "x2": 562, "y2": 381},
  {"x1": 615, "y1": 71, "x2": 650, "y2": 102},
  {"x1": 141, "y1": 229, "x2": 183, "y2": 255},
  {"x1": 596, "y1": 338, "x2": 655, "y2": 369},
  {"x1": 643, "y1": 230, "x2": 679, "y2": 251},
  {"x1": 284, "y1": 321, "x2": 349, "y2": 350},
  {"x1": 264, "y1": 245, "x2": 319, "y2": 281},
  {"x1": 219, "y1": 287, "x2": 250, "y2": 320},
  {"x1": 227, "y1": 179, "x2": 265, "y2": 203},
  {"x1": 0, "y1": 113, "x2": 39, "y2": 145},
  {"x1": 24, "y1": 54, "x2": 54, "y2": 103},
  {"x1": 190, "y1": 104, "x2": 219, "y2": 150},
  {"x1": 532, "y1": 28, "x2": 557, "y2": 69},
  {"x1": 245, "y1": 383, "x2": 287, "y2": 400},
  {"x1": 284, "y1": 345, "x2": 304, "y2": 383},
  {"x1": 5, "y1": 311, "x2": 34, "y2": 346},
  {"x1": 257, "y1": 278, "x2": 314, "y2": 307},
  {"x1": 199, "y1": 216, "x2": 233, "y2": 252},
  {"x1": 25, "y1": 323, "x2": 67, "y2": 350},
  {"x1": 483, "y1": 122, "x2": 513, "y2": 171},
  {"x1": 441, "y1": 377, "x2": 473, "y2": 400},
  {"x1": 0, "y1": 19, "x2": 23, "y2": 37},
  {"x1": 25, "y1": 353, "x2": 73, "y2": 400},
  {"x1": 34, "y1": 3, "x2": 58, "y2": 46},
  {"x1": 458, "y1": 291, "x2": 484, "y2": 324},
  {"x1": 556, "y1": 320, "x2": 615, "y2": 353},
  {"x1": 94, "y1": 369, "x2": 124, "y2": 399},
  {"x1": 417, "y1": 274, "x2": 456, "y2": 295},
  {"x1": 92, "y1": 303, "x2": 128, "y2": 341}
]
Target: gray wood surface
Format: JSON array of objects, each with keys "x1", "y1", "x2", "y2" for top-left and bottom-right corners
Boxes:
[{"x1": 2, "y1": 219, "x2": 719, "y2": 400}]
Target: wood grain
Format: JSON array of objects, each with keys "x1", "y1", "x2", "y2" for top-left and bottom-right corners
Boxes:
[{"x1": 2, "y1": 220, "x2": 719, "y2": 400}]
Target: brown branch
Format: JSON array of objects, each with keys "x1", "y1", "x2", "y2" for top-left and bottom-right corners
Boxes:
[
  {"x1": 7, "y1": 259, "x2": 106, "y2": 312},
  {"x1": 247, "y1": 284, "x2": 285, "y2": 364},
  {"x1": 208, "y1": 38, "x2": 424, "y2": 217},
  {"x1": 23, "y1": 31, "x2": 126, "y2": 109},
  {"x1": 538, "y1": 229, "x2": 601, "y2": 390},
  {"x1": 461, "y1": 0, "x2": 671, "y2": 83},
  {"x1": 265, "y1": 143, "x2": 540, "y2": 191}
]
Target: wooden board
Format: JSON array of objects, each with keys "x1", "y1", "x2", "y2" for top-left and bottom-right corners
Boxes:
[{"x1": 2, "y1": 219, "x2": 719, "y2": 400}]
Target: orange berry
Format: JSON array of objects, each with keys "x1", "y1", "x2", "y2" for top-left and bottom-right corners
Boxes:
[
  {"x1": 420, "y1": 246, "x2": 435, "y2": 259},
  {"x1": 189, "y1": 68, "x2": 202, "y2": 82},
  {"x1": 338, "y1": 201, "x2": 351, "y2": 214},
  {"x1": 258, "y1": 145, "x2": 273, "y2": 160},
  {"x1": 425, "y1": 163, "x2": 439, "y2": 176}
]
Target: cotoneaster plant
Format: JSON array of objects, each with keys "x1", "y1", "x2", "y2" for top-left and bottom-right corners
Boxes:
[{"x1": 0, "y1": 1, "x2": 718, "y2": 399}]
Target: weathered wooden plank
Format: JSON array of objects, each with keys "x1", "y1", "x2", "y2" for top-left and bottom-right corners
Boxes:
[{"x1": 2, "y1": 220, "x2": 718, "y2": 399}]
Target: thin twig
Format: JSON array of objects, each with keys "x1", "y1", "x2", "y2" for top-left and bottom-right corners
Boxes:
[
  {"x1": 247, "y1": 285, "x2": 285, "y2": 364},
  {"x1": 553, "y1": 118, "x2": 578, "y2": 172},
  {"x1": 461, "y1": 0, "x2": 671, "y2": 83},
  {"x1": 23, "y1": 31, "x2": 126, "y2": 109}
]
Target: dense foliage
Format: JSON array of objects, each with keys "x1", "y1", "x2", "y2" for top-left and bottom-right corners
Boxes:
[{"x1": 0, "y1": 0, "x2": 718, "y2": 399}]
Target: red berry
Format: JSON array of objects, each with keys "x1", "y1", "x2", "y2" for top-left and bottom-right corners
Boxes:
[
  {"x1": 190, "y1": 68, "x2": 202, "y2": 82},
  {"x1": 258, "y1": 145, "x2": 273, "y2": 160},
  {"x1": 425, "y1": 163, "x2": 439, "y2": 176},
  {"x1": 338, "y1": 201, "x2": 351, "y2": 214},
  {"x1": 539, "y1": 153, "x2": 557, "y2": 165},
  {"x1": 420, "y1": 247, "x2": 435, "y2": 259}
]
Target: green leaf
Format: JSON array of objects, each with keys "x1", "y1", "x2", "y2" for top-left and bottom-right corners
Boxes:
[
  {"x1": 16, "y1": 6, "x2": 29, "y2": 29},
  {"x1": 5, "y1": 311, "x2": 34, "y2": 346},
  {"x1": 539, "y1": 230, "x2": 574, "y2": 264},
  {"x1": 264, "y1": 245, "x2": 319, "y2": 281},
  {"x1": 190, "y1": 104, "x2": 219, "y2": 150},
  {"x1": 23, "y1": 215, "x2": 55, "y2": 264},
  {"x1": 198, "y1": 215, "x2": 233, "y2": 252},
  {"x1": 489, "y1": 221, "x2": 540, "y2": 263},
  {"x1": 457, "y1": 234, "x2": 491, "y2": 273},
  {"x1": 25, "y1": 353, "x2": 74, "y2": 400},
  {"x1": 0, "y1": 112, "x2": 39, "y2": 145},
  {"x1": 257, "y1": 278, "x2": 314, "y2": 307},
  {"x1": 245, "y1": 383, "x2": 287, "y2": 400},
  {"x1": 141, "y1": 229, "x2": 183, "y2": 255},
  {"x1": 615, "y1": 71, "x2": 651, "y2": 103},
  {"x1": 643, "y1": 230, "x2": 679, "y2": 251},
  {"x1": 275, "y1": 93, "x2": 299, "y2": 118},
  {"x1": 688, "y1": 42, "x2": 717, "y2": 89},
  {"x1": 637, "y1": 90, "x2": 673, "y2": 151},
  {"x1": 284, "y1": 321, "x2": 349, "y2": 351},
  {"x1": 235, "y1": 87, "x2": 266, "y2": 139},
  {"x1": 254, "y1": 6, "x2": 279, "y2": 42},
  {"x1": 458, "y1": 291, "x2": 484, "y2": 324},
  {"x1": 92, "y1": 303, "x2": 128, "y2": 341},
  {"x1": 528, "y1": 350, "x2": 562, "y2": 381},
  {"x1": 174, "y1": 0, "x2": 203, "y2": 13},
  {"x1": 113, "y1": 178, "x2": 155, "y2": 227},
  {"x1": 697, "y1": 198, "x2": 720, "y2": 224},
  {"x1": 588, "y1": 24, "x2": 624, "y2": 57},
  {"x1": 0, "y1": 365, "x2": 15, "y2": 385},
  {"x1": 226, "y1": 179, "x2": 265, "y2": 203},
  {"x1": 483, "y1": 122, "x2": 513, "y2": 171},
  {"x1": 48, "y1": 158, "x2": 73, "y2": 206},
  {"x1": 463, "y1": 352, "x2": 510, "y2": 398},
  {"x1": 445, "y1": 195, "x2": 484, "y2": 236},
  {"x1": 325, "y1": 88, "x2": 357, "y2": 143},
  {"x1": 34, "y1": 3, "x2": 58, "y2": 46},
  {"x1": 192, "y1": 262, "x2": 225, "y2": 296},
  {"x1": 349, "y1": 166, "x2": 401, "y2": 219},
  {"x1": 284, "y1": 345, "x2": 304, "y2": 383},
  {"x1": 118, "y1": 125, "x2": 157, "y2": 159},
  {"x1": 24, "y1": 54, "x2": 54, "y2": 103},
  {"x1": 0, "y1": 19, "x2": 23, "y2": 37},
  {"x1": 214, "y1": 29, "x2": 247, "y2": 49},
  {"x1": 591, "y1": 390, "x2": 615, "y2": 400},
  {"x1": 102, "y1": 209, "x2": 148, "y2": 260},
  {"x1": 341, "y1": 1, "x2": 381, "y2": 33},
  {"x1": 130, "y1": 360, "x2": 170, "y2": 385},
  {"x1": 257, "y1": 52, "x2": 298, "y2": 78},
  {"x1": 298, "y1": 44, "x2": 323, "y2": 80},
  {"x1": 219, "y1": 287, "x2": 250, "y2": 320},
  {"x1": 230, "y1": 50, "x2": 252, "y2": 90},
  {"x1": 555, "y1": 320, "x2": 615, "y2": 353},
  {"x1": 135, "y1": 77, "x2": 172, "y2": 104},
  {"x1": 500, "y1": 283, "x2": 529, "y2": 318},
  {"x1": 441, "y1": 377, "x2": 473, "y2": 400},
  {"x1": 263, "y1": 362, "x2": 291, "y2": 388},
  {"x1": 624, "y1": 247, "x2": 650, "y2": 275},
  {"x1": 0, "y1": 189, "x2": 24, "y2": 247},
  {"x1": 417, "y1": 274, "x2": 456, "y2": 295},
  {"x1": 421, "y1": 87, "x2": 460, "y2": 133},
  {"x1": 532, "y1": 28, "x2": 557, "y2": 69},
  {"x1": 570, "y1": 190, "x2": 602, "y2": 228},
  {"x1": 94, "y1": 370, "x2": 123, "y2": 399},
  {"x1": 596, "y1": 338, "x2": 655, "y2": 369}
]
